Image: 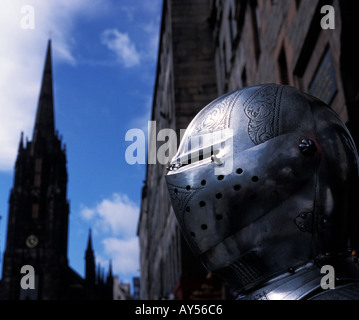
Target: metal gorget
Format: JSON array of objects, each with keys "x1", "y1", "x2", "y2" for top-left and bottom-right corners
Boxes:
[{"x1": 236, "y1": 256, "x2": 359, "y2": 300}]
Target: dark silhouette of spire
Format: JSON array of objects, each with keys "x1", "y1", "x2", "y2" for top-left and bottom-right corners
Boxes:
[
  {"x1": 108, "y1": 260, "x2": 113, "y2": 279},
  {"x1": 32, "y1": 40, "x2": 55, "y2": 152},
  {"x1": 97, "y1": 263, "x2": 101, "y2": 285},
  {"x1": 18, "y1": 132, "x2": 24, "y2": 152},
  {"x1": 86, "y1": 228, "x2": 93, "y2": 252},
  {"x1": 85, "y1": 229, "x2": 96, "y2": 287},
  {"x1": 106, "y1": 260, "x2": 114, "y2": 299},
  {"x1": 106, "y1": 260, "x2": 113, "y2": 284}
]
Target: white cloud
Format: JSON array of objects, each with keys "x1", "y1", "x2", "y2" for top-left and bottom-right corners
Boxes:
[
  {"x1": 101, "y1": 29, "x2": 140, "y2": 68},
  {"x1": 80, "y1": 192, "x2": 140, "y2": 279},
  {"x1": 117, "y1": 0, "x2": 161, "y2": 64},
  {"x1": 80, "y1": 192, "x2": 139, "y2": 238},
  {"x1": 0, "y1": 0, "x2": 106, "y2": 171},
  {"x1": 80, "y1": 206, "x2": 96, "y2": 220},
  {"x1": 102, "y1": 237, "x2": 139, "y2": 278}
]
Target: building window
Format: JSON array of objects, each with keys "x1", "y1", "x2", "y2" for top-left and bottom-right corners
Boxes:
[
  {"x1": 278, "y1": 45, "x2": 290, "y2": 85},
  {"x1": 235, "y1": 0, "x2": 247, "y2": 40},
  {"x1": 222, "y1": 42, "x2": 227, "y2": 75},
  {"x1": 228, "y1": 6, "x2": 237, "y2": 44},
  {"x1": 308, "y1": 47, "x2": 338, "y2": 105},
  {"x1": 241, "y1": 67, "x2": 248, "y2": 87},
  {"x1": 249, "y1": 0, "x2": 261, "y2": 63},
  {"x1": 32, "y1": 203, "x2": 39, "y2": 219},
  {"x1": 34, "y1": 174, "x2": 41, "y2": 188}
]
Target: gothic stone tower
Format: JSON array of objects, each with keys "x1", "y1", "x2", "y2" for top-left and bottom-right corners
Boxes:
[{"x1": 1, "y1": 40, "x2": 70, "y2": 299}]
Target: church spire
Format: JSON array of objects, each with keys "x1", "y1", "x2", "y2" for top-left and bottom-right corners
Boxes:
[
  {"x1": 106, "y1": 259, "x2": 113, "y2": 288},
  {"x1": 86, "y1": 228, "x2": 93, "y2": 252},
  {"x1": 18, "y1": 131, "x2": 24, "y2": 152},
  {"x1": 108, "y1": 259, "x2": 113, "y2": 278},
  {"x1": 85, "y1": 228, "x2": 96, "y2": 287},
  {"x1": 32, "y1": 39, "x2": 55, "y2": 150}
]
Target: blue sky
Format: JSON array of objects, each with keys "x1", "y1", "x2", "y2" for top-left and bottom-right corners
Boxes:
[{"x1": 0, "y1": 0, "x2": 162, "y2": 287}]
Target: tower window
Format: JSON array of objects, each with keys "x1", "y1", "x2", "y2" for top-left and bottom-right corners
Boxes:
[
  {"x1": 34, "y1": 158, "x2": 42, "y2": 187},
  {"x1": 32, "y1": 203, "x2": 39, "y2": 219},
  {"x1": 35, "y1": 158, "x2": 42, "y2": 172},
  {"x1": 34, "y1": 175, "x2": 41, "y2": 188}
]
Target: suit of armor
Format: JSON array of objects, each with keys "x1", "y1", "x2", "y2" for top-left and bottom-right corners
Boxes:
[{"x1": 165, "y1": 84, "x2": 359, "y2": 300}]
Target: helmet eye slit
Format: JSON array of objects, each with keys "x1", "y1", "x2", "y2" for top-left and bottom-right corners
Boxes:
[{"x1": 168, "y1": 147, "x2": 220, "y2": 171}]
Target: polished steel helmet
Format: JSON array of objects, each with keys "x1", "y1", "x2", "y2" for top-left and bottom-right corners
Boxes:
[{"x1": 165, "y1": 84, "x2": 359, "y2": 291}]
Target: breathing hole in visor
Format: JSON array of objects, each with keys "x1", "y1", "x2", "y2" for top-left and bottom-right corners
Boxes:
[{"x1": 233, "y1": 184, "x2": 241, "y2": 191}]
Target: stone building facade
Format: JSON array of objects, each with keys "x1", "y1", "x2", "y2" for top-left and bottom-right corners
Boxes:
[
  {"x1": 137, "y1": 0, "x2": 223, "y2": 300},
  {"x1": 210, "y1": 0, "x2": 359, "y2": 143},
  {"x1": 138, "y1": 0, "x2": 359, "y2": 299}
]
